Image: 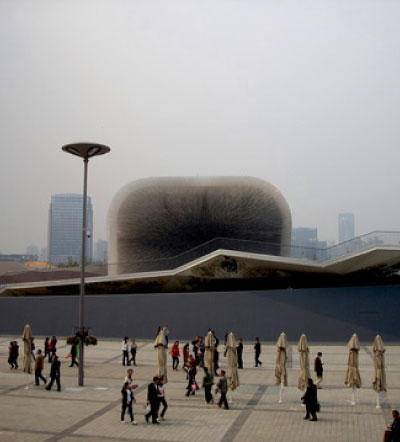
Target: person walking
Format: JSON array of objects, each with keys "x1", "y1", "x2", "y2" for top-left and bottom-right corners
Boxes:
[
  {"x1": 157, "y1": 377, "x2": 168, "y2": 421},
  {"x1": 34, "y1": 349, "x2": 47, "y2": 386},
  {"x1": 31, "y1": 337, "x2": 36, "y2": 361},
  {"x1": 198, "y1": 337, "x2": 205, "y2": 367},
  {"x1": 171, "y1": 341, "x2": 180, "y2": 370},
  {"x1": 124, "y1": 368, "x2": 135, "y2": 387},
  {"x1": 12, "y1": 341, "x2": 19, "y2": 369},
  {"x1": 145, "y1": 377, "x2": 160, "y2": 424},
  {"x1": 124, "y1": 368, "x2": 138, "y2": 401},
  {"x1": 214, "y1": 345, "x2": 220, "y2": 376},
  {"x1": 44, "y1": 337, "x2": 50, "y2": 363},
  {"x1": 46, "y1": 355, "x2": 61, "y2": 391},
  {"x1": 237, "y1": 338, "x2": 244, "y2": 369},
  {"x1": 121, "y1": 337, "x2": 129, "y2": 366},
  {"x1": 183, "y1": 343, "x2": 190, "y2": 365},
  {"x1": 192, "y1": 336, "x2": 200, "y2": 365},
  {"x1": 254, "y1": 337, "x2": 262, "y2": 367},
  {"x1": 216, "y1": 370, "x2": 229, "y2": 409},
  {"x1": 8, "y1": 341, "x2": 16, "y2": 369},
  {"x1": 121, "y1": 382, "x2": 137, "y2": 424},
  {"x1": 69, "y1": 340, "x2": 79, "y2": 367},
  {"x1": 224, "y1": 333, "x2": 229, "y2": 357},
  {"x1": 314, "y1": 352, "x2": 323, "y2": 389},
  {"x1": 50, "y1": 336, "x2": 57, "y2": 359},
  {"x1": 130, "y1": 339, "x2": 137, "y2": 366},
  {"x1": 202, "y1": 367, "x2": 214, "y2": 404},
  {"x1": 301, "y1": 378, "x2": 318, "y2": 421},
  {"x1": 185, "y1": 362, "x2": 197, "y2": 397}
]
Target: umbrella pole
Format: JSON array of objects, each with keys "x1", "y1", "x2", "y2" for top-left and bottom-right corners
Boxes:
[
  {"x1": 24, "y1": 373, "x2": 29, "y2": 390},
  {"x1": 350, "y1": 386, "x2": 356, "y2": 406},
  {"x1": 228, "y1": 388, "x2": 233, "y2": 404},
  {"x1": 279, "y1": 381, "x2": 283, "y2": 403},
  {"x1": 376, "y1": 391, "x2": 381, "y2": 409}
]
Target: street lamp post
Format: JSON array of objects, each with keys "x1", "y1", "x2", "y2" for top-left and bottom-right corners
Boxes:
[{"x1": 62, "y1": 143, "x2": 110, "y2": 386}]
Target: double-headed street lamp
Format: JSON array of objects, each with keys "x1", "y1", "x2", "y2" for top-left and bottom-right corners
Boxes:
[{"x1": 62, "y1": 143, "x2": 110, "y2": 386}]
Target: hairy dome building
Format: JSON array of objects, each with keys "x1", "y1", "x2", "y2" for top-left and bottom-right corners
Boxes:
[{"x1": 108, "y1": 177, "x2": 292, "y2": 275}]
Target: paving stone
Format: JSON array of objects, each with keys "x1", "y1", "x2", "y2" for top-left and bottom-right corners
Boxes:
[{"x1": 0, "y1": 336, "x2": 397, "y2": 442}]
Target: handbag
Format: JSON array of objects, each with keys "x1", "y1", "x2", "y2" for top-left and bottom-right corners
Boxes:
[
  {"x1": 316, "y1": 402, "x2": 320, "y2": 412},
  {"x1": 383, "y1": 430, "x2": 392, "y2": 442}
]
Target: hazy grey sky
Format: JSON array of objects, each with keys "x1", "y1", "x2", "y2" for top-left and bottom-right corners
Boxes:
[{"x1": 1, "y1": 0, "x2": 399, "y2": 253}]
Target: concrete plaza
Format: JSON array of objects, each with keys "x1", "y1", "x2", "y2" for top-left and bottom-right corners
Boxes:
[{"x1": 0, "y1": 336, "x2": 397, "y2": 442}]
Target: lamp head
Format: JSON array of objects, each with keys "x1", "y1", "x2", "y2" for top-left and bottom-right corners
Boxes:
[{"x1": 62, "y1": 142, "x2": 110, "y2": 159}]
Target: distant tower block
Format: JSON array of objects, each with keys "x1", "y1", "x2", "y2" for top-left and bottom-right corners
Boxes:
[
  {"x1": 108, "y1": 177, "x2": 292, "y2": 275},
  {"x1": 338, "y1": 213, "x2": 355, "y2": 243}
]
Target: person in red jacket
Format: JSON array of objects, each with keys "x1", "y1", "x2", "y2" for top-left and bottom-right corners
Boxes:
[{"x1": 171, "y1": 341, "x2": 180, "y2": 370}]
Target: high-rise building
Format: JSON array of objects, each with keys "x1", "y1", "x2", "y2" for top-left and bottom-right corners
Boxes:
[
  {"x1": 94, "y1": 239, "x2": 108, "y2": 263},
  {"x1": 39, "y1": 248, "x2": 47, "y2": 262},
  {"x1": 292, "y1": 227, "x2": 318, "y2": 246},
  {"x1": 26, "y1": 244, "x2": 39, "y2": 259},
  {"x1": 48, "y1": 194, "x2": 93, "y2": 265},
  {"x1": 338, "y1": 213, "x2": 355, "y2": 243},
  {"x1": 291, "y1": 227, "x2": 327, "y2": 260}
]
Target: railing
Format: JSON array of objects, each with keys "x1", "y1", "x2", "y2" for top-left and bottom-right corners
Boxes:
[
  {"x1": 109, "y1": 231, "x2": 400, "y2": 273},
  {"x1": 2, "y1": 231, "x2": 400, "y2": 281}
]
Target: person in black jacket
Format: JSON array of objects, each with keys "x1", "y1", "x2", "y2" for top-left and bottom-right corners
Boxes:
[
  {"x1": 46, "y1": 355, "x2": 61, "y2": 391},
  {"x1": 237, "y1": 339, "x2": 244, "y2": 369},
  {"x1": 314, "y1": 352, "x2": 323, "y2": 388},
  {"x1": 69, "y1": 341, "x2": 79, "y2": 367},
  {"x1": 145, "y1": 377, "x2": 159, "y2": 424},
  {"x1": 121, "y1": 382, "x2": 136, "y2": 424},
  {"x1": 388, "y1": 409, "x2": 400, "y2": 442},
  {"x1": 213, "y1": 345, "x2": 220, "y2": 376},
  {"x1": 254, "y1": 337, "x2": 262, "y2": 367},
  {"x1": 301, "y1": 378, "x2": 318, "y2": 421}
]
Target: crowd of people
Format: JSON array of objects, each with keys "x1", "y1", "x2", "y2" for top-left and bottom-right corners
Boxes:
[
  {"x1": 120, "y1": 370, "x2": 168, "y2": 425},
  {"x1": 7, "y1": 331, "x2": 400, "y2": 440},
  {"x1": 7, "y1": 334, "x2": 82, "y2": 392}
]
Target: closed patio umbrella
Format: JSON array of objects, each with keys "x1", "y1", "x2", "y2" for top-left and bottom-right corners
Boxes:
[
  {"x1": 22, "y1": 324, "x2": 32, "y2": 375},
  {"x1": 154, "y1": 329, "x2": 168, "y2": 384},
  {"x1": 226, "y1": 332, "x2": 240, "y2": 392},
  {"x1": 345, "y1": 333, "x2": 361, "y2": 405},
  {"x1": 204, "y1": 331, "x2": 215, "y2": 378},
  {"x1": 297, "y1": 334, "x2": 310, "y2": 391},
  {"x1": 275, "y1": 332, "x2": 288, "y2": 403},
  {"x1": 275, "y1": 332, "x2": 288, "y2": 386},
  {"x1": 372, "y1": 335, "x2": 386, "y2": 408}
]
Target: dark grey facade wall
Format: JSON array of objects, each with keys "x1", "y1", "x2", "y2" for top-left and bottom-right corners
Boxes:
[{"x1": 1, "y1": 285, "x2": 399, "y2": 342}]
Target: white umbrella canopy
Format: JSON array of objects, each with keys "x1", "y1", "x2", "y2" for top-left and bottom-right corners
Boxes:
[
  {"x1": 204, "y1": 331, "x2": 215, "y2": 377},
  {"x1": 275, "y1": 332, "x2": 288, "y2": 386},
  {"x1": 226, "y1": 332, "x2": 240, "y2": 391},
  {"x1": 372, "y1": 335, "x2": 386, "y2": 392},
  {"x1": 297, "y1": 334, "x2": 310, "y2": 390},
  {"x1": 155, "y1": 330, "x2": 168, "y2": 384},
  {"x1": 345, "y1": 333, "x2": 362, "y2": 388},
  {"x1": 22, "y1": 324, "x2": 32, "y2": 374}
]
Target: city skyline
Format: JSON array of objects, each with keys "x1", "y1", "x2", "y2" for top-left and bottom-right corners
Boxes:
[
  {"x1": 1, "y1": 0, "x2": 399, "y2": 253},
  {"x1": 1, "y1": 204, "x2": 387, "y2": 256}
]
